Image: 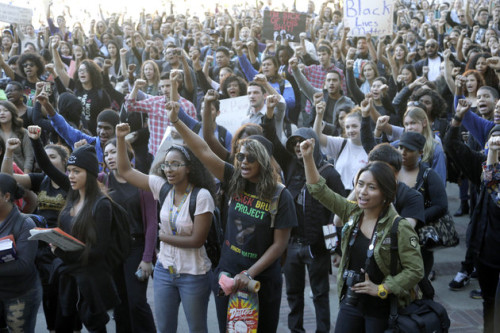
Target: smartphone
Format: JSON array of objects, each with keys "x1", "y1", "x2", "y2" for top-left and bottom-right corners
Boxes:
[
  {"x1": 44, "y1": 83, "x2": 52, "y2": 95},
  {"x1": 135, "y1": 268, "x2": 143, "y2": 280}
]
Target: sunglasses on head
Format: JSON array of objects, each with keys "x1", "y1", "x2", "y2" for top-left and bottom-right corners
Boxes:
[{"x1": 236, "y1": 152, "x2": 257, "y2": 163}]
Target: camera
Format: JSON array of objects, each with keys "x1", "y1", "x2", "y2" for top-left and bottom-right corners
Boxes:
[{"x1": 343, "y1": 270, "x2": 364, "y2": 306}]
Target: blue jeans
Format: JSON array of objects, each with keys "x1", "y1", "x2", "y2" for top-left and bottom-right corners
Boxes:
[
  {"x1": 153, "y1": 262, "x2": 211, "y2": 333},
  {"x1": 1, "y1": 278, "x2": 42, "y2": 333}
]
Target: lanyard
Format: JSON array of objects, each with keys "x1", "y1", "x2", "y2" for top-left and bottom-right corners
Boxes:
[
  {"x1": 345, "y1": 213, "x2": 381, "y2": 271},
  {"x1": 168, "y1": 184, "x2": 192, "y2": 235}
]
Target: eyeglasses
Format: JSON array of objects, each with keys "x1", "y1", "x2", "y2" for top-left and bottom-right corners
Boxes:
[
  {"x1": 407, "y1": 101, "x2": 423, "y2": 107},
  {"x1": 160, "y1": 162, "x2": 187, "y2": 171},
  {"x1": 236, "y1": 152, "x2": 257, "y2": 163},
  {"x1": 22, "y1": 62, "x2": 35, "y2": 68}
]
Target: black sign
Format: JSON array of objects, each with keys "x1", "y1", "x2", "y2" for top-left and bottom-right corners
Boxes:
[{"x1": 262, "y1": 11, "x2": 307, "y2": 41}]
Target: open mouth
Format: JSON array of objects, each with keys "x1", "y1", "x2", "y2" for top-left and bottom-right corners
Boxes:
[{"x1": 478, "y1": 102, "x2": 488, "y2": 113}]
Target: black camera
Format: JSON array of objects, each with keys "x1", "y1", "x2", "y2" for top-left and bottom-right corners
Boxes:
[{"x1": 343, "y1": 270, "x2": 364, "y2": 306}]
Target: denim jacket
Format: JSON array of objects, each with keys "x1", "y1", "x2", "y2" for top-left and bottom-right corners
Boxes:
[{"x1": 307, "y1": 177, "x2": 424, "y2": 308}]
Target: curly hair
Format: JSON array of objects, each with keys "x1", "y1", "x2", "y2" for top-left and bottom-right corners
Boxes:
[
  {"x1": 73, "y1": 59, "x2": 103, "y2": 91},
  {"x1": 140, "y1": 60, "x2": 161, "y2": 88},
  {"x1": 18, "y1": 52, "x2": 45, "y2": 78},
  {"x1": 45, "y1": 143, "x2": 70, "y2": 166},
  {"x1": 410, "y1": 87, "x2": 448, "y2": 120},
  {"x1": 0, "y1": 100, "x2": 24, "y2": 139},
  {"x1": 466, "y1": 52, "x2": 499, "y2": 88},
  {"x1": 462, "y1": 69, "x2": 485, "y2": 96},
  {"x1": 150, "y1": 145, "x2": 216, "y2": 199},
  {"x1": 227, "y1": 139, "x2": 278, "y2": 200},
  {"x1": 221, "y1": 75, "x2": 248, "y2": 100}
]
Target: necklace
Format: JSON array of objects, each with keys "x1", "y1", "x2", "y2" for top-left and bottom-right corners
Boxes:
[{"x1": 168, "y1": 184, "x2": 192, "y2": 235}]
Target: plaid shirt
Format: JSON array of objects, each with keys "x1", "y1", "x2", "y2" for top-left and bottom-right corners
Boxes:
[
  {"x1": 301, "y1": 64, "x2": 347, "y2": 114},
  {"x1": 125, "y1": 95, "x2": 196, "y2": 155}
]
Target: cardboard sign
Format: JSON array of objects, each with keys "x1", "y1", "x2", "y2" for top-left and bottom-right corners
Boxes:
[
  {"x1": 0, "y1": 3, "x2": 33, "y2": 25},
  {"x1": 344, "y1": 0, "x2": 395, "y2": 36},
  {"x1": 218, "y1": 96, "x2": 250, "y2": 136},
  {"x1": 262, "y1": 11, "x2": 307, "y2": 42}
]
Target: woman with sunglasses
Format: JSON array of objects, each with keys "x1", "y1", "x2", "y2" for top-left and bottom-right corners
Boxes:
[
  {"x1": 115, "y1": 122, "x2": 216, "y2": 333},
  {"x1": 165, "y1": 101, "x2": 297, "y2": 333}
]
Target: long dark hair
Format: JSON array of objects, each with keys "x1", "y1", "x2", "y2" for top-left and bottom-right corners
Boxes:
[
  {"x1": 0, "y1": 100, "x2": 24, "y2": 138},
  {"x1": 73, "y1": 59, "x2": 103, "y2": 91},
  {"x1": 59, "y1": 172, "x2": 104, "y2": 263}
]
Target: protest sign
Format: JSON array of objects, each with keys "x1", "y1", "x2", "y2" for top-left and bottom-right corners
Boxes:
[
  {"x1": 262, "y1": 11, "x2": 307, "y2": 42},
  {"x1": 218, "y1": 96, "x2": 250, "y2": 135},
  {"x1": 343, "y1": 0, "x2": 395, "y2": 36},
  {"x1": 0, "y1": 2, "x2": 33, "y2": 25}
]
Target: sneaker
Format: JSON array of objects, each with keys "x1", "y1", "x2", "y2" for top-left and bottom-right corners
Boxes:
[
  {"x1": 470, "y1": 289, "x2": 482, "y2": 299},
  {"x1": 429, "y1": 270, "x2": 436, "y2": 281},
  {"x1": 449, "y1": 271, "x2": 470, "y2": 290}
]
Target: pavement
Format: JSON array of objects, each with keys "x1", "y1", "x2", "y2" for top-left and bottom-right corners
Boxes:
[{"x1": 34, "y1": 183, "x2": 483, "y2": 332}]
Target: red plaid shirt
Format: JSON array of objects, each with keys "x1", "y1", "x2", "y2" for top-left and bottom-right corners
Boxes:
[
  {"x1": 302, "y1": 64, "x2": 347, "y2": 114},
  {"x1": 125, "y1": 95, "x2": 197, "y2": 155}
]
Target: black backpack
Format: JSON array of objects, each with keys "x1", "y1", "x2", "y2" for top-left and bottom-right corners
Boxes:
[
  {"x1": 159, "y1": 183, "x2": 223, "y2": 269},
  {"x1": 92, "y1": 196, "x2": 132, "y2": 268}
]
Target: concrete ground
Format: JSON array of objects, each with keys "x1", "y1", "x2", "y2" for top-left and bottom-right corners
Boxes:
[{"x1": 34, "y1": 183, "x2": 483, "y2": 332}]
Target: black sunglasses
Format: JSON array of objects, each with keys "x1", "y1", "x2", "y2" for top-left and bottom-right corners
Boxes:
[{"x1": 236, "y1": 152, "x2": 257, "y2": 163}]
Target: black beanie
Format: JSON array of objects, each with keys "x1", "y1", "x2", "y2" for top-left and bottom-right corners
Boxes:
[
  {"x1": 67, "y1": 145, "x2": 99, "y2": 177},
  {"x1": 97, "y1": 109, "x2": 120, "y2": 128},
  {"x1": 58, "y1": 92, "x2": 82, "y2": 127}
]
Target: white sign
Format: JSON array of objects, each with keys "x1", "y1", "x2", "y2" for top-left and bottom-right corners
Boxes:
[
  {"x1": 218, "y1": 96, "x2": 250, "y2": 136},
  {"x1": 344, "y1": 0, "x2": 395, "y2": 37},
  {"x1": 0, "y1": 3, "x2": 33, "y2": 25}
]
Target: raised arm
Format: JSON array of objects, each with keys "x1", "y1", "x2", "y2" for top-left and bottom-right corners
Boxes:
[
  {"x1": 1, "y1": 139, "x2": 32, "y2": 189},
  {"x1": 49, "y1": 37, "x2": 71, "y2": 88},
  {"x1": 167, "y1": 101, "x2": 226, "y2": 180},
  {"x1": 313, "y1": 99, "x2": 328, "y2": 147},
  {"x1": 115, "y1": 123, "x2": 151, "y2": 191},
  {"x1": 289, "y1": 56, "x2": 321, "y2": 103}
]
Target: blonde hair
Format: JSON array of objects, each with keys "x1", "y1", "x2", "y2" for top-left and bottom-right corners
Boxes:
[{"x1": 403, "y1": 107, "x2": 436, "y2": 164}]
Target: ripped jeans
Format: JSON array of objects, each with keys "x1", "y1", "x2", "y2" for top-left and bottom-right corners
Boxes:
[{"x1": 0, "y1": 279, "x2": 42, "y2": 333}]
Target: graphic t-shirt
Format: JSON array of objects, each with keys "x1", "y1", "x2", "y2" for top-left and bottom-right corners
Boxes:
[
  {"x1": 29, "y1": 173, "x2": 66, "y2": 228},
  {"x1": 219, "y1": 163, "x2": 297, "y2": 278}
]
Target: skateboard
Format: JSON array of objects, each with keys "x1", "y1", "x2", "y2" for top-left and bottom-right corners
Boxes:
[{"x1": 221, "y1": 273, "x2": 261, "y2": 333}]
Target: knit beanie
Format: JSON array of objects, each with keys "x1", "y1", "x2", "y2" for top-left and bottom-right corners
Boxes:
[
  {"x1": 58, "y1": 92, "x2": 82, "y2": 127},
  {"x1": 97, "y1": 109, "x2": 120, "y2": 128},
  {"x1": 67, "y1": 145, "x2": 99, "y2": 177}
]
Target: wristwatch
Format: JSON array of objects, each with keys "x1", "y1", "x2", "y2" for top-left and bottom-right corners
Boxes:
[{"x1": 378, "y1": 284, "x2": 388, "y2": 299}]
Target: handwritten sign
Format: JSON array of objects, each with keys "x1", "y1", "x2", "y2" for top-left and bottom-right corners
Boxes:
[
  {"x1": 262, "y1": 11, "x2": 307, "y2": 42},
  {"x1": 218, "y1": 96, "x2": 250, "y2": 136},
  {"x1": 344, "y1": 0, "x2": 395, "y2": 36},
  {"x1": 0, "y1": 3, "x2": 33, "y2": 25}
]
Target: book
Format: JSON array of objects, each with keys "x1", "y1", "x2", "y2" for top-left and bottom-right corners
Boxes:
[
  {"x1": 28, "y1": 228, "x2": 85, "y2": 252},
  {"x1": 0, "y1": 235, "x2": 17, "y2": 263}
]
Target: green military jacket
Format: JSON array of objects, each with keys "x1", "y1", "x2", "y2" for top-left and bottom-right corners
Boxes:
[{"x1": 307, "y1": 177, "x2": 424, "y2": 308}]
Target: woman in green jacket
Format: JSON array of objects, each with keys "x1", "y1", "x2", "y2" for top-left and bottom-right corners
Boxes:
[{"x1": 300, "y1": 138, "x2": 424, "y2": 333}]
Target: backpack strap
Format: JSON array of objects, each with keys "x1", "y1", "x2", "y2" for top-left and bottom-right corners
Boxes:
[
  {"x1": 217, "y1": 126, "x2": 227, "y2": 148},
  {"x1": 188, "y1": 187, "x2": 201, "y2": 222},
  {"x1": 159, "y1": 182, "x2": 173, "y2": 208},
  {"x1": 388, "y1": 215, "x2": 404, "y2": 328},
  {"x1": 336, "y1": 138, "x2": 348, "y2": 161},
  {"x1": 192, "y1": 122, "x2": 202, "y2": 134},
  {"x1": 269, "y1": 183, "x2": 286, "y2": 228}
]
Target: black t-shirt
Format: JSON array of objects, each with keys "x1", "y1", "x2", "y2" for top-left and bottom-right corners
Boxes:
[
  {"x1": 481, "y1": 198, "x2": 500, "y2": 269},
  {"x1": 29, "y1": 173, "x2": 67, "y2": 228},
  {"x1": 218, "y1": 163, "x2": 297, "y2": 278},
  {"x1": 394, "y1": 182, "x2": 425, "y2": 227},
  {"x1": 72, "y1": 84, "x2": 111, "y2": 135},
  {"x1": 107, "y1": 172, "x2": 143, "y2": 235}
]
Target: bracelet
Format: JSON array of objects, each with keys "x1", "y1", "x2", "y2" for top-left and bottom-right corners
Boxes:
[
  {"x1": 453, "y1": 115, "x2": 463, "y2": 122},
  {"x1": 171, "y1": 118, "x2": 179, "y2": 124},
  {"x1": 241, "y1": 270, "x2": 253, "y2": 280}
]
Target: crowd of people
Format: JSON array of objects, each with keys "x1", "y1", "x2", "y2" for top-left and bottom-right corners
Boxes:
[{"x1": 0, "y1": 0, "x2": 499, "y2": 332}]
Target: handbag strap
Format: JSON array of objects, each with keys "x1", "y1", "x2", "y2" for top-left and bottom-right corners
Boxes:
[{"x1": 388, "y1": 215, "x2": 404, "y2": 329}]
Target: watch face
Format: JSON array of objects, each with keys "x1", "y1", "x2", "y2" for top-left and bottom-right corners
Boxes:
[{"x1": 380, "y1": 291, "x2": 387, "y2": 296}]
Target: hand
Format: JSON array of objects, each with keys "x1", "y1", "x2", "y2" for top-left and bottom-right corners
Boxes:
[
  {"x1": 232, "y1": 272, "x2": 251, "y2": 292},
  {"x1": 74, "y1": 139, "x2": 88, "y2": 149},
  {"x1": 461, "y1": 29, "x2": 468, "y2": 37},
  {"x1": 347, "y1": 47, "x2": 356, "y2": 59},
  {"x1": 145, "y1": 40, "x2": 153, "y2": 49},
  {"x1": 346, "y1": 59, "x2": 354, "y2": 70},
  {"x1": 376, "y1": 115, "x2": 390, "y2": 132},
  {"x1": 443, "y1": 49, "x2": 451, "y2": 59},
  {"x1": 5, "y1": 138, "x2": 21, "y2": 152},
  {"x1": 422, "y1": 66, "x2": 429, "y2": 75},
  {"x1": 11, "y1": 43, "x2": 18, "y2": 49},
  {"x1": 299, "y1": 32, "x2": 307, "y2": 40},
  {"x1": 120, "y1": 48, "x2": 128, "y2": 56},
  {"x1": 350, "y1": 272, "x2": 379, "y2": 297},
  {"x1": 488, "y1": 135, "x2": 500, "y2": 151},
  {"x1": 234, "y1": 41, "x2": 243, "y2": 55},
  {"x1": 204, "y1": 89, "x2": 219, "y2": 102},
  {"x1": 407, "y1": 52, "x2": 416, "y2": 61},
  {"x1": 288, "y1": 56, "x2": 299, "y2": 70},
  {"x1": 473, "y1": 25, "x2": 480, "y2": 33},
  {"x1": 455, "y1": 99, "x2": 471, "y2": 119},
  {"x1": 35, "y1": 82, "x2": 45, "y2": 96},
  {"x1": 332, "y1": 253, "x2": 341, "y2": 267},
  {"x1": 315, "y1": 101, "x2": 326, "y2": 116},
  {"x1": 49, "y1": 36, "x2": 58, "y2": 49},
  {"x1": 45, "y1": 63, "x2": 55, "y2": 75},
  {"x1": 313, "y1": 92, "x2": 323, "y2": 106},
  {"x1": 103, "y1": 59, "x2": 112, "y2": 71},
  {"x1": 266, "y1": 94, "x2": 280, "y2": 109},
  {"x1": 487, "y1": 56, "x2": 500, "y2": 70},
  {"x1": 115, "y1": 123, "x2": 131, "y2": 139},
  {"x1": 27, "y1": 126, "x2": 42, "y2": 140},
  {"x1": 36, "y1": 92, "x2": 50, "y2": 105},
  {"x1": 299, "y1": 138, "x2": 315, "y2": 158},
  {"x1": 360, "y1": 98, "x2": 373, "y2": 117},
  {"x1": 253, "y1": 73, "x2": 267, "y2": 84},
  {"x1": 205, "y1": 55, "x2": 214, "y2": 64},
  {"x1": 137, "y1": 261, "x2": 153, "y2": 281},
  {"x1": 451, "y1": 67, "x2": 461, "y2": 77},
  {"x1": 165, "y1": 101, "x2": 180, "y2": 123},
  {"x1": 379, "y1": 84, "x2": 388, "y2": 94},
  {"x1": 134, "y1": 79, "x2": 147, "y2": 90}
]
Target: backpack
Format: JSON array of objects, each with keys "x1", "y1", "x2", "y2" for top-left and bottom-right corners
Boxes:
[
  {"x1": 92, "y1": 196, "x2": 132, "y2": 268},
  {"x1": 159, "y1": 183, "x2": 224, "y2": 268},
  {"x1": 192, "y1": 123, "x2": 228, "y2": 149}
]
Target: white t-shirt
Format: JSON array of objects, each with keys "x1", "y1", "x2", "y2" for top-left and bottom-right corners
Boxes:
[
  {"x1": 149, "y1": 175, "x2": 215, "y2": 275},
  {"x1": 322, "y1": 137, "x2": 369, "y2": 191},
  {"x1": 427, "y1": 56, "x2": 442, "y2": 81}
]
